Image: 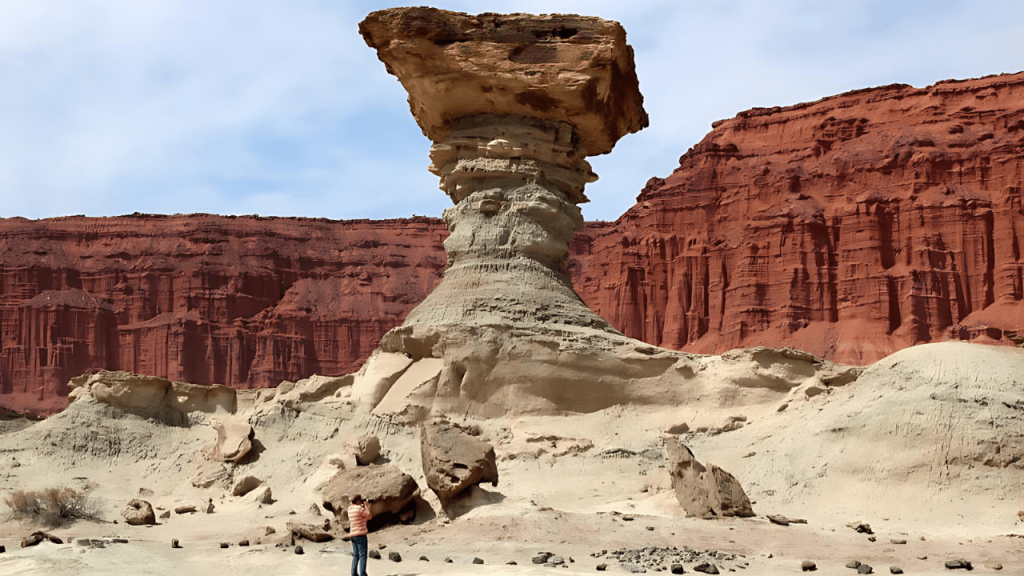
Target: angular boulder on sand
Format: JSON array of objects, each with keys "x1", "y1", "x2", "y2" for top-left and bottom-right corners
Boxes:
[
  {"x1": 420, "y1": 418, "x2": 498, "y2": 503},
  {"x1": 231, "y1": 475, "x2": 263, "y2": 497},
  {"x1": 204, "y1": 418, "x2": 255, "y2": 463},
  {"x1": 287, "y1": 519, "x2": 333, "y2": 543},
  {"x1": 121, "y1": 499, "x2": 157, "y2": 525},
  {"x1": 342, "y1": 434, "x2": 381, "y2": 466},
  {"x1": 191, "y1": 460, "x2": 231, "y2": 489},
  {"x1": 321, "y1": 464, "x2": 419, "y2": 529},
  {"x1": 665, "y1": 438, "x2": 754, "y2": 518}
]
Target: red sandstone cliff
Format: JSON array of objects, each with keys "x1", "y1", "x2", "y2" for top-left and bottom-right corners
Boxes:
[
  {"x1": 0, "y1": 215, "x2": 446, "y2": 413},
  {"x1": 3, "y1": 71, "x2": 1023, "y2": 413},
  {"x1": 572, "y1": 72, "x2": 1024, "y2": 364}
]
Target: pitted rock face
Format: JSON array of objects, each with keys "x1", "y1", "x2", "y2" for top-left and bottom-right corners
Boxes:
[{"x1": 359, "y1": 7, "x2": 648, "y2": 157}]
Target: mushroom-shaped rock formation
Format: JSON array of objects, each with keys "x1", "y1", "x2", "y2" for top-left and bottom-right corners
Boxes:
[{"x1": 357, "y1": 7, "x2": 695, "y2": 417}]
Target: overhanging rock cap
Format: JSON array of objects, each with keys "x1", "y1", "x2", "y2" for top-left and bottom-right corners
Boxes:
[{"x1": 359, "y1": 7, "x2": 648, "y2": 157}]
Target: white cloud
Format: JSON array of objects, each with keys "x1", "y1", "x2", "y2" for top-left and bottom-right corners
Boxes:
[{"x1": 0, "y1": 0, "x2": 1021, "y2": 222}]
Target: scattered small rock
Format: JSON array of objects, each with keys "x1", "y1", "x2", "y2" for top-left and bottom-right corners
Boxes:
[
  {"x1": 890, "y1": 567, "x2": 903, "y2": 574},
  {"x1": 890, "y1": 539, "x2": 907, "y2": 545},
  {"x1": 174, "y1": 505, "x2": 197, "y2": 515},
  {"x1": 846, "y1": 561, "x2": 862, "y2": 569},
  {"x1": 597, "y1": 563, "x2": 608, "y2": 571},
  {"x1": 801, "y1": 560, "x2": 817, "y2": 572},
  {"x1": 847, "y1": 522, "x2": 874, "y2": 535},
  {"x1": 984, "y1": 561, "x2": 1002, "y2": 570},
  {"x1": 21, "y1": 531, "x2": 62, "y2": 548},
  {"x1": 507, "y1": 560, "x2": 517, "y2": 565},
  {"x1": 868, "y1": 536, "x2": 877, "y2": 542},
  {"x1": 202, "y1": 499, "x2": 215, "y2": 514},
  {"x1": 944, "y1": 559, "x2": 972, "y2": 570},
  {"x1": 171, "y1": 539, "x2": 181, "y2": 549},
  {"x1": 671, "y1": 564, "x2": 685, "y2": 574},
  {"x1": 857, "y1": 565, "x2": 873, "y2": 574},
  {"x1": 473, "y1": 557, "x2": 484, "y2": 564},
  {"x1": 251, "y1": 485, "x2": 273, "y2": 505},
  {"x1": 444, "y1": 557, "x2": 453, "y2": 563},
  {"x1": 220, "y1": 542, "x2": 229, "y2": 549},
  {"x1": 646, "y1": 526, "x2": 655, "y2": 531},
  {"x1": 159, "y1": 510, "x2": 170, "y2": 519},
  {"x1": 550, "y1": 556, "x2": 565, "y2": 565},
  {"x1": 419, "y1": 555, "x2": 429, "y2": 561},
  {"x1": 768, "y1": 514, "x2": 808, "y2": 526},
  {"x1": 239, "y1": 539, "x2": 249, "y2": 547},
  {"x1": 694, "y1": 563, "x2": 719, "y2": 574},
  {"x1": 389, "y1": 551, "x2": 402, "y2": 562},
  {"x1": 287, "y1": 520, "x2": 333, "y2": 543},
  {"x1": 0, "y1": 545, "x2": 6, "y2": 553},
  {"x1": 294, "y1": 545, "x2": 304, "y2": 555},
  {"x1": 368, "y1": 550, "x2": 381, "y2": 560},
  {"x1": 534, "y1": 553, "x2": 553, "y2": 564}
]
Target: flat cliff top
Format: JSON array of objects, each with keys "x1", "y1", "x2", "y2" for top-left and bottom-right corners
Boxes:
[{"x1": 359, "y1": 7, "x2": 648, "y2": 156}]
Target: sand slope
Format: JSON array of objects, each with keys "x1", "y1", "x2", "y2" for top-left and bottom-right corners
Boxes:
[{"x1": 1, "y1": 342, "x2": 1022, "y2": 575}]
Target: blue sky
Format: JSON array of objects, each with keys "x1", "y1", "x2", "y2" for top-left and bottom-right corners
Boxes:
[{"x1": 0, "y1": 0, "x2": 1021, "y2": 222}]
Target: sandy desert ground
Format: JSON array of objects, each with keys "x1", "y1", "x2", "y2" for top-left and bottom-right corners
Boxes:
[{"x1": 1, "y1": 341, "x2": 1022, "y2": 576}]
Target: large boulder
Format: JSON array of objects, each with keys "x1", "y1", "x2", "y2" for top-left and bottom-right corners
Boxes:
[
  {"x1": 420, "y1": 418, "x2": 498, "y2": 503},
  {"x1": 231, "y1": 475, "x2": 263, "y2": 497},
  {"x1": 665, "y1": 438, "x2": 754, "y2": 518},
  {"x1": 121, "y1": 499, "x2": 157, "y2": 525},
  {"x1": 342, "y1": 434, "x2": 381, "y2": 466},
  {"x1": 321, "y1": 464, "x2": 419, "y2": 530},
  {"x1": 204, "y1": 418, "x2": 255, "y2": 463}
]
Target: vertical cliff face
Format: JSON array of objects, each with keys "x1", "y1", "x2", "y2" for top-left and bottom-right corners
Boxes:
[
  {"x1": 571, "y1": 73, "x2": 1024, "y2": 364},
  {"x1": 3, "y1": 72, "x2": 1024, "y2": 413},
  {"x1": 0, "y1": 215, "x2": 446, "y2": 412}
]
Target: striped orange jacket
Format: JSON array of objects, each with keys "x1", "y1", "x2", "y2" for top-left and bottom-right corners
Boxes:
[{"x1": 347, "y1": 503, "x2": 372, "y2": 536}]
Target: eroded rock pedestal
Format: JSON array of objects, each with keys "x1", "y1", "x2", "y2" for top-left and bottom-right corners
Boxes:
[{"x1": 358, "y1": 7, "x2": 675, "y2": 417}]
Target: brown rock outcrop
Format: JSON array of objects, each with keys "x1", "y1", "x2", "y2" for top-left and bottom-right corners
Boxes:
[
  {"x1": 574, "y1": 72, "x2": 1024, "y2": 365},
  {"x1": 665, "y1": 438, "x2": 754, "y2": 518},
  {"x1": 68, "y1": 370, "x2": 236, "y2": 419},
  {"x1": 420, "y1": 418, "x2": 498, "y2": 503},
  {"x1": 321, "y1": 464, "x2": 420, "y2": 530}
]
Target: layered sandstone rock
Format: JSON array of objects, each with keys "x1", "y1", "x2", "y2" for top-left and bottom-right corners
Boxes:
[
  {"x1": 358, "y1": 8, "x2": 647, "y2": 157},
  {"x1": 357, "y1": 7, "x2": 671, "y2": 417},
  {"x1": 574, "y1": 72, "x2": 1024, "y2": 364}
]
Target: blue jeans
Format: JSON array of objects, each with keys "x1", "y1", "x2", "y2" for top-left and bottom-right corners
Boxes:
[{"x1": 351, "y1": 534, "x2": 368, "y2": 576}]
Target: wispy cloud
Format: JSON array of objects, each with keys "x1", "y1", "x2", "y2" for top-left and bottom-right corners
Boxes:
[{"x1": 0, "y1": 0, "x2": 1021, "y2": 222}]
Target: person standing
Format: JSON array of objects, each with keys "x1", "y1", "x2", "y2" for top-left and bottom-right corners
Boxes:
[{"x1": 347, "y1": 494, "x2": 373, "y2": 576}]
